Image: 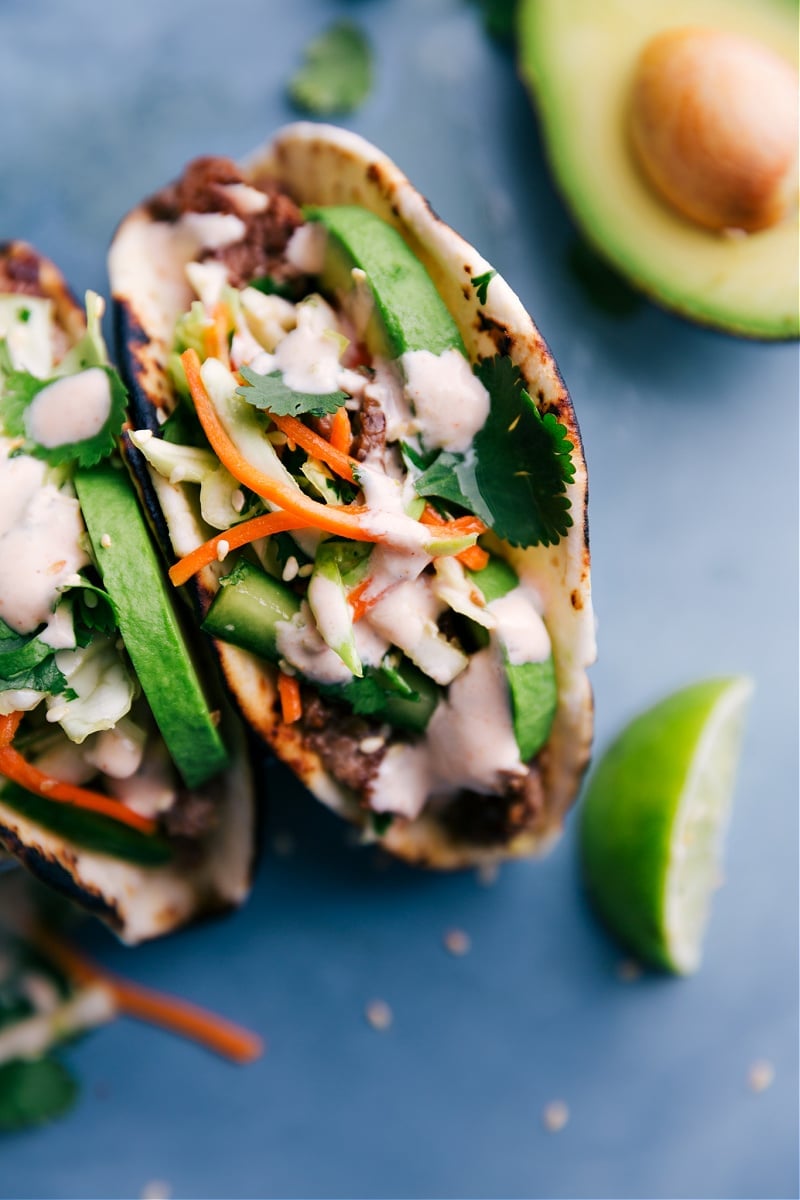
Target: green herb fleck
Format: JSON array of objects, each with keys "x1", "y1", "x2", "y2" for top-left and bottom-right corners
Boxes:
[
  {"x1": 237, "y1": 366, "x2": 348, "y2": 419},
  {"x1": 18, "y1": 308, "x2": 31, "y2": 324},
  {"x1": 288, "y1": 20, "x2": 373, "y2": 116},
  {"x1": 249, "y1": 276, "x2": 295, "y2": 299},
  {"x1": 0, "y1": 1057, "x2": 79, "y2": 1131},
  {"x1": 414, "y1": 354, "x2": 574, "y2": 547},
  {"x1": 471, "y1": 270, "x2": 497, "y2": 304},
  {"x1": 0, "y1": 617, "x2": 72, "y2": 697},
  {"x1": 372, "y1": 812, "x2": 394, "y2": 836}
]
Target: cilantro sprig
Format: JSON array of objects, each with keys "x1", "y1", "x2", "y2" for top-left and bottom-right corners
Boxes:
[
  {"x1": 0, "y1": 364, "x2": 128, "y2": 469},
  {"x1": 471, "y1": 270, "x2": 497, "y2": 304},
  {"x1": 0, "y1": 617, "x2": 73, "y2": 698},
  {"x1": 414, "y1": 355, "x2": 575, "y2": 547},
  {"x1": 236, "y1": 366, "x2": 348, "y2": 418},
  {"x1": 288, "y1": 19, "x2": 373, "y2": 116}
]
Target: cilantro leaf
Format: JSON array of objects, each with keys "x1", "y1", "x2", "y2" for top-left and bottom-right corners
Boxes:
[
  {"x1": 471, "y1": 270, "x2": 497, "y2": 304},
  {"x1": 63, "y1": 580, "x2": 119, "y2": 646},
  {"x1": 0, "y1": 364, "x2": 128, "y2": 468},
  {"x1": 0, "y1": 617, "x2": 72, "y2": 696},
  {"x1": 0, "y1": 1057, "x2": 79, "y2": 1131},
  {"x1": 237, "y1": 366, "x2": 347, "y2": 418},
  {"x1": 288, "y1": 20, "x2": 373, "y2": 115},
  {"x1": 414, "y1": 355, "x2": 575, "y2": 547}
]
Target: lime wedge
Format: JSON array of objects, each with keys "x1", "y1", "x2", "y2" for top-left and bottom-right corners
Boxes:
[{"x1": 580, "y1": 677, "x2": 753, "y2": 974}]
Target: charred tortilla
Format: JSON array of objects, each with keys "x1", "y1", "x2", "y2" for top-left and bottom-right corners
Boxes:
[{"x1": 109, "y1": 123, "x2": 595, "y2": 868}]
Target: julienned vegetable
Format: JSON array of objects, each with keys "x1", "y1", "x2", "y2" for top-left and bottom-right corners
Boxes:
[
  {"x1": 0, "y1": 242, "x2": 254, "y2": 943},
  {"x1": 110, "y1": 122, "x2": 596, "y2": 868}
]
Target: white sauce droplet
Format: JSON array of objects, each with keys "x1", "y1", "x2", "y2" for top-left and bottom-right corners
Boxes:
[
  {"x1": 488, "y1": 587, "x2": 551, "y2": 665},
  {"x1": 402, "y1": 348, "x2": 489, "y2": 453},
  {"x1": 25, "y1": 368, "x2": 111, "y2": 449}
]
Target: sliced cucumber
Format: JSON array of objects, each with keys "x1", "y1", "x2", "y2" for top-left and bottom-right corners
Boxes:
[{"x1": 74, "y1": 462, "x2": 229, "y2": 789}]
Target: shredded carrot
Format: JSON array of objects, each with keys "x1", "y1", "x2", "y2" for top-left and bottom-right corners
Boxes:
[
  {"x1": 0, "y1": 744, "x2": 157, "y2": 835},
  {"x1": 268, "y1": 411, "x2": 359, "y2": 482},
  {"x1": 0, "y1": 712, "x2": 23, "y2": 748},
  {"x1": 37, "y1": 932, "x2": 264, "y2": 1065},
  {"x1": 277, "y1": 672, "x2": 303, "y2": 724},
  {"x1": 169, "y1": 511, "x2": 314, "y2": 588},
  {"x1": 347, "y1": 577, "x2": 378, "y2": 623},
  {"x1": 181, "y1": 350, "x2": 378, "y2": 544},
  {"x1": 455, "y1": 544, "x2": 490, "y2": 571},
  {"x1": 328, "y1": 406, "x2": 352, "y2": 456},
  {"x1": 203, "y1": 302, "x2": 232, "y2": 366},
  {"x1": 419, "y1": 504, "x2": 487, "y2": 536}
]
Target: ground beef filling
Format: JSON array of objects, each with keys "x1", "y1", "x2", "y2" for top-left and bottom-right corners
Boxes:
[
  {"x1": 299, "y1": 691, "x2": 386, "y2": 796},
  {"x1": 0, "y1": 243, "x2": 48, "y2": 297},
  {"x1": 146, "y1": 155, "x2": 306, "y2": 291}
]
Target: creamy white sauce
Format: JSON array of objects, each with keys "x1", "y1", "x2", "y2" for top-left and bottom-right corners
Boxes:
[
  {"x1": 186, "y1": 260, "x2": 229, "y2": 309},
  {"x1": 39, "y1": 601, "x2": 77, "y2": 650},
  {"x1": 276, "y1": 602, "x2": 354, "y2": 685},
  {"x1": 240, "y1": 288, "x2": 296, "y2": 352},
  {"x1": 0, "y1": 296, "x2": 54, "y2": 378},
  {"x1": 367, "y1": 743, "x2": 430, "y2": 820},
  {"x1": 107, "y1": 735, "x2": 176, "y2": 817},
  {"x1": 426, "y1": 646, "x2": 524, "y2": 792},
  {"x1": 285, "y1": 223, "x2": 326, "y2": 274},
  {"x1": 274, "y1": 296, "x2": 344, "y2": 393},
  {"x1": 367, "y1": 577, "x2": 467, "y2": 685},
  {"x1": 353, "y1": 620, "x2": 390, "y2": 668},
  {"x1": 83, "y1": 718, "x2": 146, "y2": 780},
  {"x1": 32, "y1": 738, "x2": 97, "y2": 786},
  {"x1": 0, "y1": 456, "x2": 89, "y2": 633},
  {"x1": 402, "y1": 348, "x2": 489, "y2": 453},
  {"x1": 25, "y1": 369, "x2": 111, "y2": 449},
  {"x1": 488, "y1": 587, "x2": 551, "y2": 665},
  {"x1": 222, "y1": 182, "x2": 269, "y2": 214},
  {"x1": 0, "y1": 687, "x2": 43, "y2": 715},
  {"x1": 432, "y1": 556, "x2": 495, "y2": 630},
  {"x1": 180, "y1": 211, "x2": 246, "y2": 250}
]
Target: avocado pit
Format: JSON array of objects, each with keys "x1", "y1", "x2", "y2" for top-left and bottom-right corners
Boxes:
[{"x1": 629, "y1": 26, "x2": 799, "y2": 233}]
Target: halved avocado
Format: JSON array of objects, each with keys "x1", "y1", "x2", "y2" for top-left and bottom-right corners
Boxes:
[{"x1": 518, "y1": 0, "x2": 799, "y2": 338}]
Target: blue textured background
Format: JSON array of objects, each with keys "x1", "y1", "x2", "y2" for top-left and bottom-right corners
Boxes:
[{"x1": 1, "y1": 2, "x2": 797, "y2": 1197}]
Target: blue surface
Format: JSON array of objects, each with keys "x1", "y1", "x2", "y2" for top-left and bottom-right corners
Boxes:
[{"x1": 1, "y1": 2, "x2": 798, "y2": 1197}]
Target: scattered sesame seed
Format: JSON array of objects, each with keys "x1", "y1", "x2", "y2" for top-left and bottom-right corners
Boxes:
[
  {"x1": 282, "y1": 556, "x2": 299, "y2": 582},
  {"x1": 476, "y1": 861, "x2": 500, "y2": 887},
  {"x1": 365, "y1": 999, "x2": 393, "y2": 1031},
  {"x1": 271, "y1": 831, "x2": 296, "y2": 858},
  {"x1": 443, "y1": 928, "x2": 471, "y2": 957},
  {"x1": 232, "y1": 489, "x2": 246, "y2": 513},
  {"x1": 351, "y1": 267, "x2": 367, "y2": 285},
  {"x1": 542, "y1": 1100, "x2": 570, "y2": 1133},
  {"x1": 748, "y1": 1060, "x2": 775, "y2": 1093},
  {"x1": 100, "y1": 533, "x2": 112, "y2": 549},
  {"x1": 616, "y1": 958, "x2": 643, "y2": 983},
  {"x1": 155, "y1": 408, "x2": 167, "y2": 426},
  {"x1": 297, "y1": 563, "x2": 314, "y2": 578},
  {"x1": 359, "y1": 736, "x2": 384, "y2": 755},
  {"x1": 209, "y1": 709, "x2": 221, "y2": 727},
  {"x1": 216, "y1": 539, "x2": 230, "y2": 562}
]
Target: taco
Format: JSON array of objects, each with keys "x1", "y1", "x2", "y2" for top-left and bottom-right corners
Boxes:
[
  {"x1": 0, "y1": 242, "x2": 255, "y2": 941},
  {"x1": 109, "y1": 123, "x2": 595, "y2": 868}
]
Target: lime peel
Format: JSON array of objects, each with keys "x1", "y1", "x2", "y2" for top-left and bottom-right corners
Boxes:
[{"x1": 580, "y1": 677, "x2": 753, "y2": 974}]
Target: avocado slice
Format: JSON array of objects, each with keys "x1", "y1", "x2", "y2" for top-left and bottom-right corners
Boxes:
[
  {"x1": 518, "y1": 0, "x2": 799, "y2": 338},
  {"x1": 306, "y1": 205, "x2": 466, "y2": 357},
  {"x1": 468, "y1": 557, "x2": 557, "y2": 761},
  {"x1": 74, "y1": 463, "x2": 229, "y2": 789}
]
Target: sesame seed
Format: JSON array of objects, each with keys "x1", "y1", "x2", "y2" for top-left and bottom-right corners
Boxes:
[
  {"x1": 100, "y1": 533, "x2": 112, "y2": 549},
  {"x1": 476, "y1": 861, "x2": 500, "y2": 887},
  {"x1": 542, "y1": 1100, "x2": 569, "y2": 1133},
  {"x1": 443, "y1": 928, "x2": 471, "y2": 957},
  {"x1": 216, "y1": 540, "x2": 230, "y2": 562},
  {"x1": 748, "y1": 1060, "x2": 775, "y2": 1093},
  {"x1": 359, "y1": 736, "x2": 384, "y2": 755},
  {"x1": 282, "y1": 556, "x2": 299, "y2": 582},
  {"x1": 297, "y1": 563, "x2": 313, "y2": 578},
  {"x1": 365, "y1": 999, "x2": 393, "y2": 1031},
  {"x1": 616, "y1": 959, "x2": 643, "y2": 983}
]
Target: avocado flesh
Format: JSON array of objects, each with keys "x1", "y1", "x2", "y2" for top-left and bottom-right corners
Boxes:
[
  {"x1": 74, "y1": 463, "x2": 229, "y2": 789},
  {"x1": 306, "y1": 205, "x2": 467, "y2": 357},
  {"x1": 518, "y1": 0, "x2": 799, "y2": 338}
]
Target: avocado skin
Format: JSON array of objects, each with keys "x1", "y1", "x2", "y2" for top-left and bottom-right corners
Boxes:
[
  {"x1": 74, "y1": 463, "x2": 229, "y2": 789},
  {"x1": 307, "y1": 205, "x2": 467, "y2": 357},
  {"x1": 517, "y1": 0, "x2": 799, "y2": 339}
]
